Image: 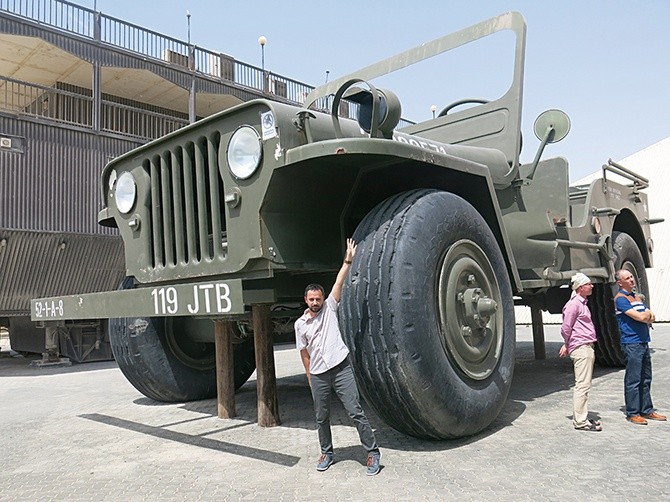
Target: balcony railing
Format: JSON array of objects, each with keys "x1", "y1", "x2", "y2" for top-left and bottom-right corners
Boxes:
[
  {"x1": 0, "y1": 0, "x2": 314, "y2": 105},
  {"x1": 0, "y1": 0, "x2": 414, "y2": 130},
  {"x1": 0, "y1": 75, "x2": 189, "y2": 140}
]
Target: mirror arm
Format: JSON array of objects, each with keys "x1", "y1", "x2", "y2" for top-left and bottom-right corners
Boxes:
[{"x1": 526, "y1": 125, "x2": 555, "y2": 180}]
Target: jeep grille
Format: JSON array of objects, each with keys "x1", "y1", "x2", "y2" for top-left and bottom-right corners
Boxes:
[{"x1": 145, "y1": 135, "x2": 226, "y2": 269}]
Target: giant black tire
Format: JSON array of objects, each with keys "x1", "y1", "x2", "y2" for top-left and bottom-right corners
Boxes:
[
  {"x1": 590, "y1": 231, "x2": 649, "y2": 367},
  {"x1": 109, "y1": 279, "x2": 255, "y2": 402},
  {"x1": 340, "y1": 189, "x2": 516, "y2": 439}
]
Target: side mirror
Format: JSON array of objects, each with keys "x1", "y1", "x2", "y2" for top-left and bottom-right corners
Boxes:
[
  {"x1": 526, "y1": 109, "x2": 571, "y2": 180},
  {"x1": 533, "y1": 109, "x2": 571, "y2": 144}
]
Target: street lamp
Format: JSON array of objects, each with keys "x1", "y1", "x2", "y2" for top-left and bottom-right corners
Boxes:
[
  {"x1": 430, "y1": 104, "x2": 437, "y2": 119},
  {"x1": 187, "y1": 10, "x2": 195, "y2": 123},
  {"x1": 186, "y1": 10, "x2": 191, "y2": 45},
  {"x1": 258, "y1": 35, "x2": 268, "y2": 93},
  {"x1": 258, "y1": 35, "x2": 267, "y2": 72}
]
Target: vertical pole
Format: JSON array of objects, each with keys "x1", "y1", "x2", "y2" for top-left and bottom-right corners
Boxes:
[
  {"x1": 252, "y1": 304, "x2": 280, "y2": 427},
  {"x1": 92, "y1": 12, "x2": 101, "y2": 132},
  {"x1": 214, "y1": 319, "x2": 236, "y2": 418},
  {"x1": 188, "y1": 45, "x2": 196, "y2": 124},
  {"x1": 530, "y1": 305, "x2": 546, "y2": 360}
]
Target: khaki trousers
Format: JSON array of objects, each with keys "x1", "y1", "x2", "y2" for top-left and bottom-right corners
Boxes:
[{"x1": 570, "y1": 343, "x2": 595, "y2": 428}]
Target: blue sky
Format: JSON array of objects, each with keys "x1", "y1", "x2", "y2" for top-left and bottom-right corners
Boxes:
[{"x1": 88, "y1": 0, "x2": 670, "y2": 181}]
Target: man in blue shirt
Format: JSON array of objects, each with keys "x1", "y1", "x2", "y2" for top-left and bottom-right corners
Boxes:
[{"x1": 615, "y1": 269, "x2": 666, "y2": 425}]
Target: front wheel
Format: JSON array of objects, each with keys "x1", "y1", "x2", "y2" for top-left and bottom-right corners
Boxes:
[
  {"x1": 340, "y1": 189, "x2": 515, "y2": 439},
  {"x1": 109, "y1": 279, "x2": 255, "y2": 402}
]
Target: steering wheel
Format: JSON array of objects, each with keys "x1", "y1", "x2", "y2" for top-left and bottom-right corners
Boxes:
[{"x1": 438, "y1": 98, "x2": 489, "y2": 117}]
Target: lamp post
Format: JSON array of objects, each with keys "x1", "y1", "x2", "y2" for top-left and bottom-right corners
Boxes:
[
  {"x1": 430, "y1": 104, "x2": 437, "y2": 119},
  {"x1": 187, "y1": 10, "x2": 195, "y2": 123},
  {"x1": 258, "y1": 35, "x2": 267, "y2": 93},
  {"x1": 258, "y1": 35, "x2": 267, "y2": 71},
  {"x1": 187, "y1": 10, "x2": 191, "y2": 45}
]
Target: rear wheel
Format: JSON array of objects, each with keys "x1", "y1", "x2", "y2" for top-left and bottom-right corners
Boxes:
[
  {"x1": 109, "y1": 279, "x2": 255, "y2": 402},
  {"x1": 341, "y1": 189, "x2": 515, "y2": 439},
  {"x1": 591, "y1": 231, "x2": 649, "y2": 367}
]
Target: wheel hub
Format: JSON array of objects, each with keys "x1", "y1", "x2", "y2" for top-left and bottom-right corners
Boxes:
[
  {"x1": 165, "y1": 317, "x2": 216, "y2": 370},
  {"x1": 459, "y1": 285, "x2": 498, "y2": 330},
  {"x1": 438, "y1": 240, "x2": 503, "y2": 380}
]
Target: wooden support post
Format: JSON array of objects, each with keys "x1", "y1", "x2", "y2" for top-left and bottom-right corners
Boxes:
[
  {"x1": 252, "y1": 304, "x2": 280, "y2": 427},
  {"x1": 530, "y1": 305, "x2": 546, "y2": 360},
  {"x1": 214, "y1": 319, "x2": 236, "y2": 419}
]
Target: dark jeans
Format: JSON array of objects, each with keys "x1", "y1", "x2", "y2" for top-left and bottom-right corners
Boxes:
[
  {"x1": 621, "y1": 343, "x2": 654, "y2": 417},
  {"x1": 310, "y1": 359, "x2": 378, "y2": 455}
]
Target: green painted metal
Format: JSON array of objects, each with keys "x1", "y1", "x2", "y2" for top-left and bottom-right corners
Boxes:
[
  {"x1": 33, "y1": 11, "x2": 657, "y2": 320},
  {"x1": 31, "y1": 279, "x2": 244, "y2": 320}
]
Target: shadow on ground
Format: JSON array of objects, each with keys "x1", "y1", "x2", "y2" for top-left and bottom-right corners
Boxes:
[{"x1": 125, "y1": 339, "x2": 623, "y2": 453}]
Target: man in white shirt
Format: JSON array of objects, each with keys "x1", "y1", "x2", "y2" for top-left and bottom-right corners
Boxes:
[{"x1": 294, "y1": 238, "x2": 381, "y2": 475}]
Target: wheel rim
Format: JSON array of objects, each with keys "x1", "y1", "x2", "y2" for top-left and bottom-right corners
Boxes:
[
  {"x1": 622, "y1": 260, "x2": 642, "y2": 293},
  {"x1": 437, "y1": 239, "x2": 503, "y2": 380},
  {"x1": 165, "y1": 317, "x2": 216, "y2": 370}
]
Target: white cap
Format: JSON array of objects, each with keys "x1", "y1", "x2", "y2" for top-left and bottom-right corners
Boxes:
[{"x1": 571, "y1": 272, "x2": 592, "y2": 290}]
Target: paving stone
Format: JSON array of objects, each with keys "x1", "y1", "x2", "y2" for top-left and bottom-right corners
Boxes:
[{"x1": 1, "y1": 326, "x2": 669, "y2": 500}]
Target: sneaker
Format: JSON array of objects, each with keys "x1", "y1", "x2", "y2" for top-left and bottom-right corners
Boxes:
[
  {"x1": 642, "y1": 411, "x2": 667, "y2": 421},
  {"x1": 316, "y1": 453, "x2": 333, "y2": 472},
  {"x1": 627, "y1": 415, "x2": 648, "y2": 425},
  {"x1": 366, "y1": 450, "x2": 381, "y2": 476}
]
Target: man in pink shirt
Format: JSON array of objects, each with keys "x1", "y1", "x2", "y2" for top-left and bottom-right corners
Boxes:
[{"x1": 559, "y1": 272, "x2": 601, "y2": 431}]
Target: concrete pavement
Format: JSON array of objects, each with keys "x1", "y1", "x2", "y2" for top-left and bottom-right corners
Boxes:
[{"x1": 1, "y1": 324, "x2": 669, "y2": 501}]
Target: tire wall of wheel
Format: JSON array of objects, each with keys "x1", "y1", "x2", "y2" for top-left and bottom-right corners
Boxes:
[
  {"x1": 110, "y1": 316, "x2": 214, "y2": 402},
  {"x1": 341, "y1": 189, "x2": 515, "y2": 439},
  {"x1": 110, "y1": 278, "x2": 256, "y2": 402}
]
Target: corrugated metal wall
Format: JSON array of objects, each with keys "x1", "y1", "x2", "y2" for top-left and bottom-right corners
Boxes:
[
  {"x1": 0, "y1": 115, "x2": 141, "y2": 234},
  {"x1": 0, "y1": 229, "x2": 125, "y2": 314}
]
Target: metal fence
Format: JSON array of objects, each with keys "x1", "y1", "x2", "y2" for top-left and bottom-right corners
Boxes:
[
  {"x1": 0, "y1": 75, "x2": 93, "y2": 126},
  {"x1": 0, "y1": 0, "x2": 93, "y2": 37},
  {"x1": 100, "y1": 98, "x2": 188, "y2": 139},
  {"x1": 0, "y1": 0, "x2": 315, "y2": 105},
  {"x1": 0, "y1": 75, "x2": 189, "y2": 140},
  {"x1": 0, "y1": 0, "x2": 415, "y2": 130}
]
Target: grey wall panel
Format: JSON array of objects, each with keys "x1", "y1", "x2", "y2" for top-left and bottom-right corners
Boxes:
[
  {"x1": 0, "y1": 115, "x2": 142, "y2": 234},
  {"x1": 0, "y1": 229, "x2": 125, "y2": 315}
]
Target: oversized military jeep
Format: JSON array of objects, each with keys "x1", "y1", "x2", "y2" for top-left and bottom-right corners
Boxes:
[{"x1": 32, "y1": 12, "x2": 659, "y2": 439}]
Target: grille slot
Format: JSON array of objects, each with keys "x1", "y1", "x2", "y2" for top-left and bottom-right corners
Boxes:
[{"x1": 146, "y1": 135, "x2": 225, "y2": 269}]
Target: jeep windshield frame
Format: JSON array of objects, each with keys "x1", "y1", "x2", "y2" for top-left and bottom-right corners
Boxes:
[{"x1": 304, "y1": 11, "x2": 527, "y2": 168}]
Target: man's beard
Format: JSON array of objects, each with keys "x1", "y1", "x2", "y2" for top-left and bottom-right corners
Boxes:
[{"x1": 309, "y1": 304, "x2": 322, "y2": 313}]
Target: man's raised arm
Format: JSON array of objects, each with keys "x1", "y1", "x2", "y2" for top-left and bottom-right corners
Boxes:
[{"x1": 331, "y1": 238, "x2": 356, "y2": 303}]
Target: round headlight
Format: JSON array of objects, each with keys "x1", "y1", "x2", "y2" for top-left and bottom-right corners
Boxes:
[
  {"x1": 227, "y1": 126, "x2": 262, "y2": 180},
  {"x1": 115, "y1": 171, "x2": 137, "y2": 214}
]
